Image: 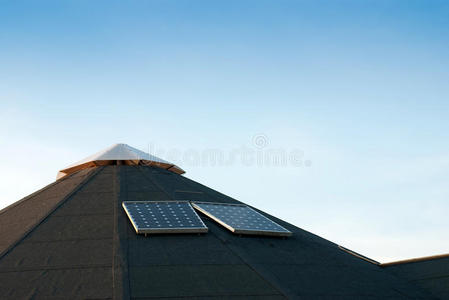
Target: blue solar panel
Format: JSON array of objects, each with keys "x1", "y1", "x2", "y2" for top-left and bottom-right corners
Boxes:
[
  {"x1": 192, "y1": 202, "x2": 292, "y2": 237},
  {"x1": 122, "y1": 201, "x2": 208, "y2": 234}
]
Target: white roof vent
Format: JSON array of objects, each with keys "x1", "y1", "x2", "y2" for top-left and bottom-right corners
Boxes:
[{"x1": 57, "y1": 143, "x2": 184, "y2": 179}]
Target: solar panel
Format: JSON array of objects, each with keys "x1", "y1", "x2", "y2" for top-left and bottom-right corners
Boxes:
[
  {"x1": 122, "y1": 201, "x2": 208, "y2": 234},
  {"x1": 191, "y1": 202, "x2": 292, "y2": 237}
]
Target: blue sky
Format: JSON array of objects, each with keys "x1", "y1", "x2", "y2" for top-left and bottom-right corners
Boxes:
[{"x1": 1, "y1": 0, "x2": 448, "y2": 262}]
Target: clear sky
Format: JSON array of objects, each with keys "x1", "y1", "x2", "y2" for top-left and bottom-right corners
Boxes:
[{"x1": 1, "y1": 0, "x2": 448, "y2": 262}]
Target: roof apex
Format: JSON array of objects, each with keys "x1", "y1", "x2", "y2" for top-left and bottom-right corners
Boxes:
[{"x1": 57, "y1": 143, "x2": 184, "y2": 179}]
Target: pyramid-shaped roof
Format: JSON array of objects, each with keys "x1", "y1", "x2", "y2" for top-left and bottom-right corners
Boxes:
[
  {"x1": 0, "y1": 144, "x2": 447, "y2": 299},
  {"x1": 57, "y1": 143, "x2": 184, "y2": 179}
]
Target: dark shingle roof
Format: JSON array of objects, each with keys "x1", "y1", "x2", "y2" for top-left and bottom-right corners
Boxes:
[
  {"x1": 0, "y1": 165, "x2": 438, "y2": 299},
  {"x1": 382, "y1": 255, "x2": 449, "y2": 300}
]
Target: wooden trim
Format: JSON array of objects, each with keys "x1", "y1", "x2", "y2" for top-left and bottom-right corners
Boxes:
[
  {"x1": 380, "y1": 253, "x2": 449, "y2": 267},
  {"x1": 338, "y1": 245, "x2": 380, "y2": 265},
  {"x1": 58, "y1": 159, "x2": 186, "y2": 180}
]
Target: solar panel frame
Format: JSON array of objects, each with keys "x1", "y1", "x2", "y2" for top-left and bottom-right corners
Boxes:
[
  {"x1": 191, "y1": 202, "x2": 292, "y2": 237},
  {"x1": 122, "y1": 201, "x2": 208, "y2": 234}
]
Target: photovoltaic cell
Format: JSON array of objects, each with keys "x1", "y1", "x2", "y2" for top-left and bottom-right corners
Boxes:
[
  {"x1": 191, "y1": 202, "x2": 292, "y2": 237},
  {"x1": 122, "y1": 201, "x2": 208, "y2": 234}
]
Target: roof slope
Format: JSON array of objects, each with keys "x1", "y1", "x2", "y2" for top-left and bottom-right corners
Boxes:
[
  {"x1": 0, "y1": 165, "x2": 437, "y2": 299},
  {"x1": 382, "y1": 255, "x2": 449, "y2": 300},
  {"x1": 0, "y1": 167, "x2": 96, "y2": 257}
]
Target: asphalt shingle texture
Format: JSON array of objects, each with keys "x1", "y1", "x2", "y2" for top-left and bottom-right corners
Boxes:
[
  {"x1": 0, "y1": 165, "x2": 440, "y2": 299},
  {"x1": 383, "y1": 257, "x2": 449, "y2": 300}
]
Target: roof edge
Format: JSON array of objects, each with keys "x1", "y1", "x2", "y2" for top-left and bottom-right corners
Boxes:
[
  {"x1": 380, "y1": 252, "x2": 449, "y2": 267},
  {"x1": 0, "y1": 167, "x2": 102, "y2": 259},
  {"x1": 338, "y1": 245, "x2": 380, "y2": 265}
]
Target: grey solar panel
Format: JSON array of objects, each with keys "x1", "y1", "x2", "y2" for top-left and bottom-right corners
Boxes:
[
  {"x1": 191, "y1": 202, "x2": 292, "y2": 237},
  {"x1": 122, "y1": 201, "x2": 208, "y2": 234}
]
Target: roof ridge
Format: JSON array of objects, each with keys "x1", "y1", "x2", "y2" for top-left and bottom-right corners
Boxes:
[
  {"x1": 206, "y1": 227, "x2": 289, "y2": 298},
  {"x1": 113, "y1": 165, "x2": 130, "y2": 299}
]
